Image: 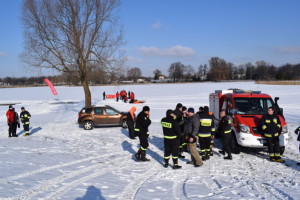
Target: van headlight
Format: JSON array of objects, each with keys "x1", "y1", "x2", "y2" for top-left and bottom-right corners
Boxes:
[
  {"x1": 281, "y1": 125, "x2": 288, "y2": 134},
  {"x1": 239, "y1": 124, "x2": 250, "y2": 133}
]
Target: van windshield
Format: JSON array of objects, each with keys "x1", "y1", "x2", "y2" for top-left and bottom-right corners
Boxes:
[{"x1": 233, "y1": 97, "x2": 277, "y2": 115}]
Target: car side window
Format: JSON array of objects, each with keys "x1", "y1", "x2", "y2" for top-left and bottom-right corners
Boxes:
[
  {"x1": 95, "y1": 108, "x2": 103, "y2": 115},
  {"x1": 106, "y1": 108, "x2": 117, "y2": 115}
]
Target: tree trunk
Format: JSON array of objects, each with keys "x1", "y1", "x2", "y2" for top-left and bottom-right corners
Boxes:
[{"x1": 82, "y1": 79, "x2": 92, "y2": 107}]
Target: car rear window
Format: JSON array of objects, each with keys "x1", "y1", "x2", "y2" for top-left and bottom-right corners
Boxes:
[
  {"x1": 95, "y1": 108, "x2": 103, "y2": 115},
  {"x1": 81, "y1": 108, "x2": 92, "y2": 114}
]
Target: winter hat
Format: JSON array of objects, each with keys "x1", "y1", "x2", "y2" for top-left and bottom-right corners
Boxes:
[
  {"x1": 176, "y1": 103, "x2": 183, "y2": 109},
  {"x1": 187, "y1": 107, "x2": 194, "y2": 113},
  {"x1": 199, "y1": 106, "x2": 204, "y2": 111},
  {"x1": 166, "y1": 109, "x2": 174, "y2": 116},
  {"x1": 143, "y1": 106, "x2": 150, "y2": 112},
  {"x1": 204, "y1": 106, "x2": 209, "y2": 113},
  {"x1": 182, "y1": 106, "x2": 187, "y2": 112},
  {"x1": 9, "y1": 105, "x2": 13, "y2": 108},
  {"x1": 21, "y1": 107, "x2": 25, "y2": 110}
]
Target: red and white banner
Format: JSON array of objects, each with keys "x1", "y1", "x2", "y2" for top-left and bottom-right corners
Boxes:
[{"x1": 44, "y1": 78, "x2": 58, "y2": 95}]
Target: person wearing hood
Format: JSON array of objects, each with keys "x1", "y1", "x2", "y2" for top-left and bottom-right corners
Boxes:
[
  {"x1": 134, "y1": 106, "x2": 152, "y2": 161},
  {"x1": 127, "y1": 107, "x2": 137, "y2": 139},
  {"x1": 198, "y1": 106, "x2": 215, "y2": 160},
  {"x1": 261, "y1": 107, "x2": 283, "y2": 163},
  {"x1": 161, "y1": 109, "x2": 182, "y2": 169},
  {"x1": 6, "y1": 105, "x2": 16, "y2": 137}
]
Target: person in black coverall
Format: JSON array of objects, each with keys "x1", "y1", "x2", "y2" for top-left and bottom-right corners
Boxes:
[
  {"x1": 161, "y1": 109, "x2": 182, "y2": 169},
  {"x1": 134, "y1": 106, "x2": 152, "y2": 161},
  {"x1": 219, "y1": 111, "x2": 233, "y2": 160},
  {"x1": 261, "y1": 107, "x2": 284, "y2": 163}
]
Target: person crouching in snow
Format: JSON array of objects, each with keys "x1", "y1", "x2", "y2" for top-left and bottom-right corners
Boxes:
[
  {"x1": 161, "y1": 109, "x2": 182, "y2": 169},
  {"x1": 127, "y1": 107, "x2": 136, "y2": 139},
  {"x1": 295, "y1": 126, "x2": 300, "y2": 166},
  {"x1": 134, "y1": 106, "x2": 151, "y2": 161}
]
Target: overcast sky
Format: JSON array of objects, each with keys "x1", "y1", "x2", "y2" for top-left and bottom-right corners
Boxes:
[{"x1": 1, "y1": 0, "x2": 300, "y2": 78}]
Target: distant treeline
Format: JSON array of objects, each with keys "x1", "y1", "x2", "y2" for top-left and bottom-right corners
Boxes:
[{"x1": 1, "y1": 58, "x2": 300, "y2": 86}]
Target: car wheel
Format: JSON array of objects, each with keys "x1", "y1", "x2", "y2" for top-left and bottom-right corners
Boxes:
[
  {"x1": 280, "y1": 146, "x2": 285, "y2": 155},
  {"x1": 122, "y1": 119, "x2": 128, "y2": 128},
  {"x1": 83, "y1": 121, "x2": 94, "y2": 130}
]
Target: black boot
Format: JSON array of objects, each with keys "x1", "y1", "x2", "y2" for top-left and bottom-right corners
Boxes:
[
  {"x1": 178, "y1": 153, "x2": 185, "y2": 158},
  {"x1": 135, "y1": 149, "x2": 142, "y2": 161},
  {"x1": 164, "y1": 159, "x2": 169, "y2": 168},
  {"x1": 219, "y1": 150, "x2": 225, "y2": 155},
  {"x1": 224, "y1": 155, "x2": 232, "y2": 160},
  {"x1": 297, "y1": 162, "x2": 300, "y2": 166},
  {"x1": 141, "y1": 151, "x2": 150, "y2": 162},
  {"x1": 173, "y1": 164, "x2": 182, "y2": 169}
]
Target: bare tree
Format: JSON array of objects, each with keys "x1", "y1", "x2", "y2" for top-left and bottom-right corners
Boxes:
[
  {"x1": 208, "y1": 57, "x2": 228, "y2": 81},
  {"x1": 168, "y1": 62, "x2": 185, "y2": 82},
  {"x1": 153, "y1": 69, "x2": 162, "y2": 80},
  {"x1": 198, "y1": 64, "x2": 208, "y2": 81},
  {"x1": 127, "y1": 67, "x2": 142, "y2": 82},
  {"x1": 21, "y1": 0, "x2": 124, "y2": 106}
]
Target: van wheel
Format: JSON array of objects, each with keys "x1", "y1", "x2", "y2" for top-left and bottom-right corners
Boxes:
[
  {"x1": 231, "y1": 133, "x2": 241, "y2": 154},
  {"x1": 280, "y1": 146, "x2": 285, "y2": 155},
  {"x1": 83, "y1": 121, "x2": 94, "y2": 130},
  {"x1": 122, "y1": 119, "x2": 128, "y2": 128}
]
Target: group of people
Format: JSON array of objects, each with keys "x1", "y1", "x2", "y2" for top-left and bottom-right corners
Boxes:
[
  {"x1": 116, "y1": 90, "x2": 136, "y2": 103},
  {"x1": 125, "y1": 103, "x2": 235, "y2": 169},
  {"x1": 103, "y1": 90, "x2": 136, "y2": 103},
  {"x1": 125, "y1": 103, "x2": 300, "y2": 169},
  {"x1": 6, "y1": 105, "x2": 31, "y2": 137}
]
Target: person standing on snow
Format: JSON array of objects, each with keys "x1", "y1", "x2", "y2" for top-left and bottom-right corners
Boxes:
[
  {"x1": 295, "y1": 126, "x2": 300, "y2": 166},
  {"x1": 20, "y1": 107, "x2": 31, "y2": 136},
  {"x1": 261, "y1": 107, "x2": 284, "y2": 163},
  {"x1": 184, "y1": 107, "x2": 203, "y2": 167},
  {"x1": 116, "y1": 91, "x2": 120, "y2": 102},
  {"x1": 198, "y1": 106, "x2": 215, "y2": 161},
  {"x1": 103, "y1": 91, "x2": 106, "y2": 100},
  {"x1": 6, "y1": 105, "x2": 16, "y2": 137},
  {"x1": 161, "y1": 109, "x2": 182, "y2": 169},
  {"x1": 219, "y1": 110, "x2": 233, "y2": 160},
  {"x1": 179, "y1": 106, "x2": 188, "y2": 154},
  {"x1": 129, "y1": 92, "x2": 135, "y2": 103},
  {"x1": 134, "y1": 106, "x2": 151, "y2": 161},
  {"x1": 174, "y1": 103, "x2": 185, "y2": 158},
  {"x1": 127, "y1": 106, "x2": 137, "y2": 139}
]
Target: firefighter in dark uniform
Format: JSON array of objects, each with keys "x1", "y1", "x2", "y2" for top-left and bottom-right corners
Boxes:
[
  {"x1": 295, "y1": 126, "x2": 300, "y2": 165},
  {"x1": 219, "y1": 110, "x2": 233, "y2": 160},
  {"x1": 261, "y1": 107, "x2": 284, "y2": 163},
  {"x1": 20, "y1": 107, "x2": 31, "y2": 136},
  {"x1": 198, "y1": 106, "x2": 215, "y2": 160},
  {"x1": 161, "y1": 109, "x2": 182, "y2": 169},
  {"x1": 174, "y1": 103, "x2": 185, "y2": 158},
  {"x1": 135, "y1": 106, "x2": 151, "y2": 161}
]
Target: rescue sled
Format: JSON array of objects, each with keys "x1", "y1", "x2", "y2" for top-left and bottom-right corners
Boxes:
[{"x1": 133, "y1": 99, "x2": 146, "y2": 104}]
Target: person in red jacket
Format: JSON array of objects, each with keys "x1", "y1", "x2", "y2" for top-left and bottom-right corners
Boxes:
[
  {"x1": 6, "y1": 105, "x2": 19, "y2": 137},
  {"x1": 130, "y1": 92, "x2": 135, "y2": 103},
  {"x1": 116, "y1": 92, "x2": 120, "y2": 102}
]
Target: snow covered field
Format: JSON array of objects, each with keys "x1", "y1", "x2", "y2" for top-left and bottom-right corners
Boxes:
[{"x1": 0, "y1": 81, "x2": 299, "y2": 200}]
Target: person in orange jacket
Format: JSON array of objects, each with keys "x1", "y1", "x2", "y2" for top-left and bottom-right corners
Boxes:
[
  {"x1": 116, "y1": 92, "x2": 120, "y2": 102},
  {"x1": 127, "y1": 107, "x2": 137, "y2": 139}
]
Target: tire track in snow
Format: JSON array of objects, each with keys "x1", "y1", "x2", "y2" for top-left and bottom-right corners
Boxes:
[
  {"x1": 40, "y1": 154, "x2": 137, "y2": 200},
  {"x1": 172, "y1": 175, "x2": 190, "y2": 200},
  {"x1": 3, "y1": 156, "x2": 120, "y2": 200},
  {"x1": 0, "y1": 155, "x2": 104, "y2": 184},
  {"x1": 117, "y1": 167, "x2": 158, "y2": 200}
]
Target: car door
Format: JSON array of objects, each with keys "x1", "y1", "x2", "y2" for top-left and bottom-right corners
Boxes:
[
  {"x1": 93, "y1": 107, "x2": 107, "y2": 125},
  {"x1": 105, "y1": 108, "x2": 121, "y2": 125}
]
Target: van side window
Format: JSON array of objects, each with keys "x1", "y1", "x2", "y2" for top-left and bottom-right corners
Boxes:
[{"x1": 95, "y1": 108, "x2": 103, "y2": 115}]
